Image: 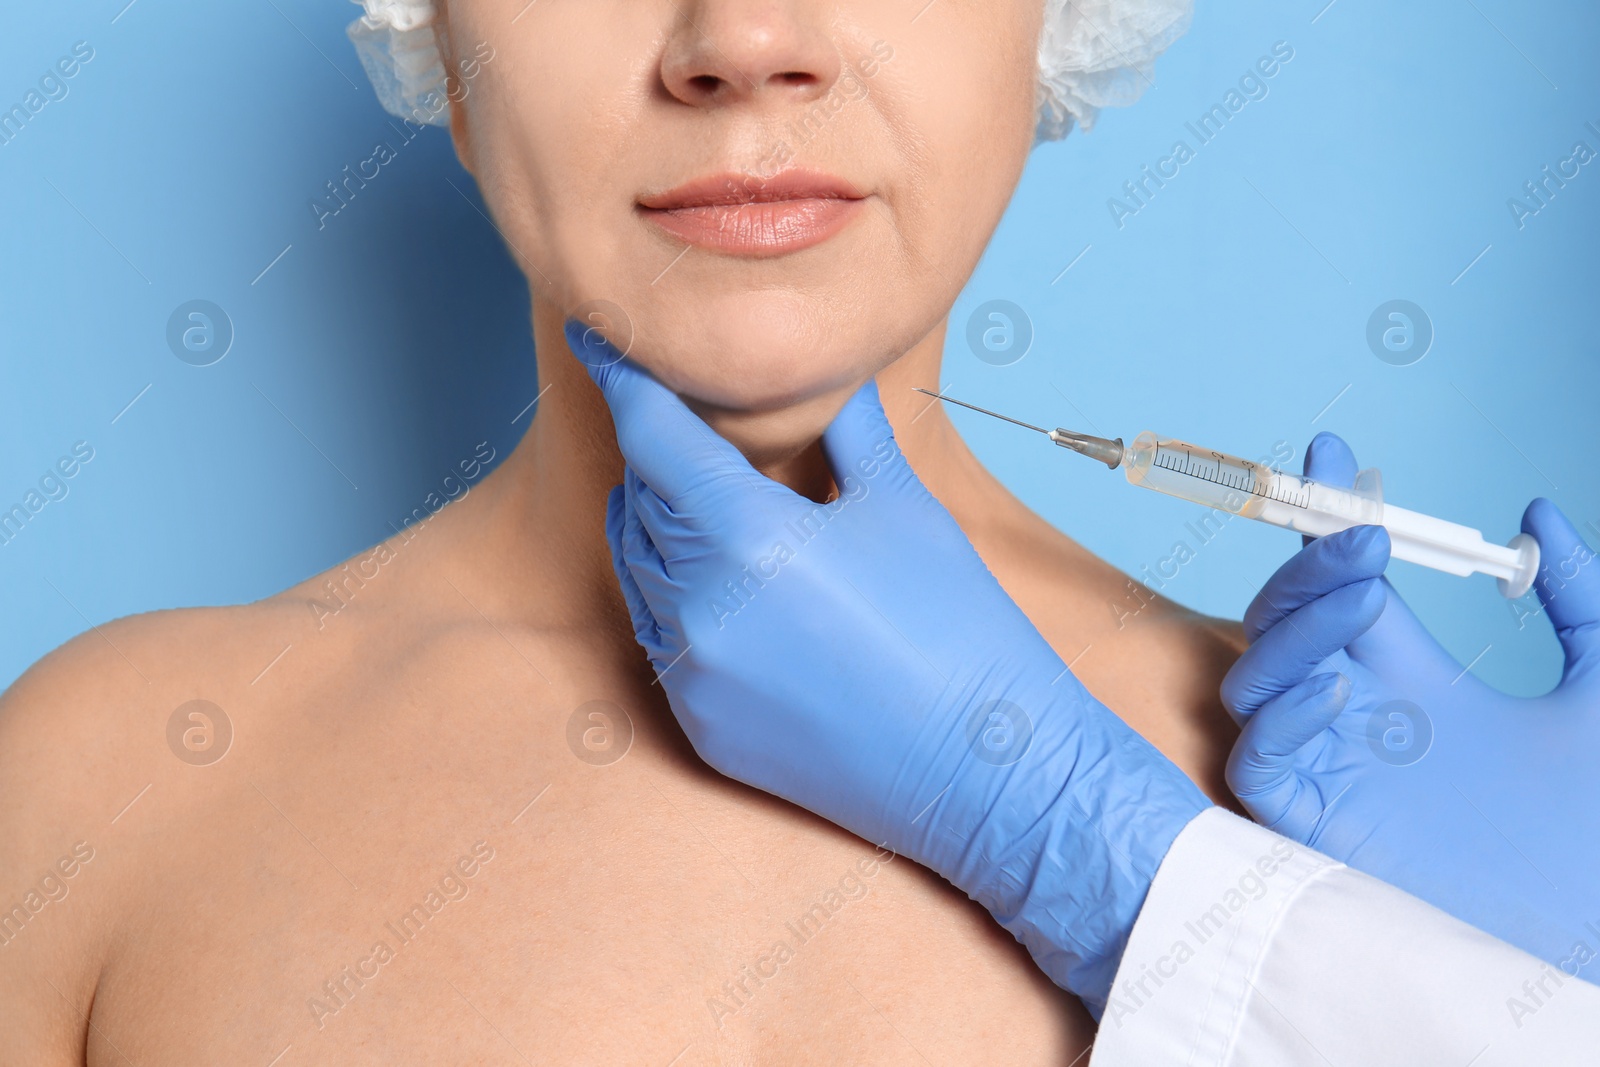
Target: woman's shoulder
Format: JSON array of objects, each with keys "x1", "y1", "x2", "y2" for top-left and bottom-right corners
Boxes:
[
  {"x1": 0, "y1": 597, "x2": 315, "y2": 854},
  {"x1": 1, "y1": 599, "x2": 284, "y2": 754},
  {"x1": 0, "y1": 597, "x2": 308, "y2": 1058},
  {"x1": 0, "y1": 540, "x2": 434, "y2": 785},
  {"x1": 4, "y1": 595, "x2": 313, "y2": 719},
  {"x1": 0, "y1": 522, "x2": 555, "y2": 843}
]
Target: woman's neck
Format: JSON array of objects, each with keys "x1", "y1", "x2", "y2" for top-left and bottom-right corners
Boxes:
[
  {"x1": 420, "y1": 302, "x2": 1244, "y2": 805},
  {"x1": 436, "y1": 298, "x2": 1005, "y2": 637}
]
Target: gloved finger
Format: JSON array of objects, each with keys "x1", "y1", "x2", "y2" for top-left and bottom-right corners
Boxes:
[
  {"x1": 1305, "y1": 430, "x2": 1465, "y2": 677},
  {"x1": 1522, "y1": 497, "x2": 1600, "y2": 670},
  {"x1": 1303, "y1": 430, "x2": 1360, "y2": 489},
  {"x1": 625, "y1": 460, "x2": 699, "y2": 569},
  {"x1": 819, "y1": 380, "x2": 982, "y2": 569},
  {"x1": 1222, "y1": 578, "x2": 1384, "y2": 720},
  {"x1": 605, "y1": 481, "x2": 662, "y2": 658},
  {"x1": 820, "y1": 379, "x2": 913, "y2": 498},
  {"x1": 1226, "y1": 671, "x2": 1351, "y2": 832},
  {"x1": 1243, "y1": 525, "x2": 1391, "y2": 642},
  {"x1": 1300, "y1": 431, "x2": 1361, "y2": 546},
  {"x1": 565, "y1": 319, "x2": 764, "y2": 510},
  {"x1": 619, "y1": 467, "x2": 687, "y2": 664}
]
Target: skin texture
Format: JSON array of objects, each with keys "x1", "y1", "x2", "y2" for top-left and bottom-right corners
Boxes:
[
  {"x1": 440, "y1": 0, "x2": 1042, "y2": 470},
  {"x1": 0, "y1": 2, "x2": 1245, "y2": 1063}
]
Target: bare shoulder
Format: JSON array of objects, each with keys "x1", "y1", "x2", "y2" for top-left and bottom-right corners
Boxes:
[
  {"x1": 1193, "y1": 610, "x2": 1248, "y2": 657},
  {"x1": 0, "y1": 595, "x2": 314, "y2": 789},
  {"x1": 0, "y1": 601, "x2": 282, "y2": 851},
  {"x1": 0, "y1": 597, "x2": 311, "y2": 1063},
  {"x1": 0, "y1": 515, "x2": 536, "y2": 1064}
]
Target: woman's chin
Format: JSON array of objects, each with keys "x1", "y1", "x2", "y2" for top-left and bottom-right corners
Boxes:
[
  {"x1": 629, "y1": 288, "x2": 883, "y2": 413},
  {"x1": 684, "y1": 383, "x2": 861, "y2": 475}
]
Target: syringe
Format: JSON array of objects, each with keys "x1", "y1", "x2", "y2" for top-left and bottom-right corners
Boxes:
[{"x1": 917, "y1": 389, "x2": 1540, "y2": 599}]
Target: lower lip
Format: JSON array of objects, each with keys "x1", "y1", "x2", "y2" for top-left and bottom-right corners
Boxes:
[{"x1": 639, "y1": 198, "x2": 865, "y2": 257}]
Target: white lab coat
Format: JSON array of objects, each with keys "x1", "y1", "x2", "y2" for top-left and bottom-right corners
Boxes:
[{"x1": 1091, "y1": 808, "x2": 1600, "y2": 1065}]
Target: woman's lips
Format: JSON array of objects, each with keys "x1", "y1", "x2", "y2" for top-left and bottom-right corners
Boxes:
[
  {"x1": 637, "y1": 170, "x2": 866, "y2": 258},
  {"x1": 642, "y1": 198, "x2": 865, "y2": 257}
]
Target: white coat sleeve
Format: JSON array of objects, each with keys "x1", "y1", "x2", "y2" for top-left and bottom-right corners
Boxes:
[{"x1": 1090, "y1": 808, "x2": 1600, "y2": 1066}]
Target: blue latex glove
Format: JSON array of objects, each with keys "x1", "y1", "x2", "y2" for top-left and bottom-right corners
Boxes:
[
  {"x1": 571, "y1": 322, "x2": 1211, "y2": 1015},
  {"x1": 1223, "y1": 431, "x2": 1600, "y2": 969}
]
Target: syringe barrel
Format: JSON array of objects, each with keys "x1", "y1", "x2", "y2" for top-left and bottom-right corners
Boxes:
[
  {"x1": 1121, "y1": 433, "x2": 1378, "y2": 530},
  {"x1": 1120, "y1": 432, "x2": 1540, "y2": 598},
  {"x1": 1121, "y1": 433, "x2": 1261, "y2": 513}
]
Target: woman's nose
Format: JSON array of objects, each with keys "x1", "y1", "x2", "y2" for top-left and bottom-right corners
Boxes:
[{"x1": 660, "y1": 1, "x2": 843, "y2": 109}]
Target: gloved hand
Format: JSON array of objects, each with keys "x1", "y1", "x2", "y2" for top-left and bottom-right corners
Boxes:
[
  {"x1": 1223, "y1": 431, "x2": 1600, "y2": 969},
  {"x1": 570, "y1": 321, "x2": 1211, "y2": 1016}
]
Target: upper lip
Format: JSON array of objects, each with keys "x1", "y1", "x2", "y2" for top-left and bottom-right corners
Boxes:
[{"x1": 638, "y1": 169, "x2": 865, "y2": 210}]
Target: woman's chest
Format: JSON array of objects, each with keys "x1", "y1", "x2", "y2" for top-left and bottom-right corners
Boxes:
[{"x1": 87, "y1": 668, "x2": 1088, "y2": 1065}]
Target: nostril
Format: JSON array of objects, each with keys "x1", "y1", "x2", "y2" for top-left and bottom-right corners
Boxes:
[{"x1": 661, "y1": 34, "x2": 838, "y2": 108}]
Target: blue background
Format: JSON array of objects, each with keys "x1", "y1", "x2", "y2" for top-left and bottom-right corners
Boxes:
[{"x1": 1, "y1": 0, "x2": 1595, "y2": 695}]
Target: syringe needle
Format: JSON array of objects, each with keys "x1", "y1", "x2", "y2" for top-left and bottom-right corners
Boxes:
[
  {"x1": 913, "y1": 388, "x2": 1125, "y2": 470},
  {"x1": 912, "y1": 388, "x2": 1051, "y2": 436}
]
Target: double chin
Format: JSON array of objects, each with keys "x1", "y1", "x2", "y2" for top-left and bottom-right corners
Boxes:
[{"x1": 685, "y1": 384, "x2": 861, "y2": 500}]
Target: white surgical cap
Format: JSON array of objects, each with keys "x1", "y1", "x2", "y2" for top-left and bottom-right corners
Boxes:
[{"x1": 346, "y1": 0, "x2": 1192, "y2": 142}]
